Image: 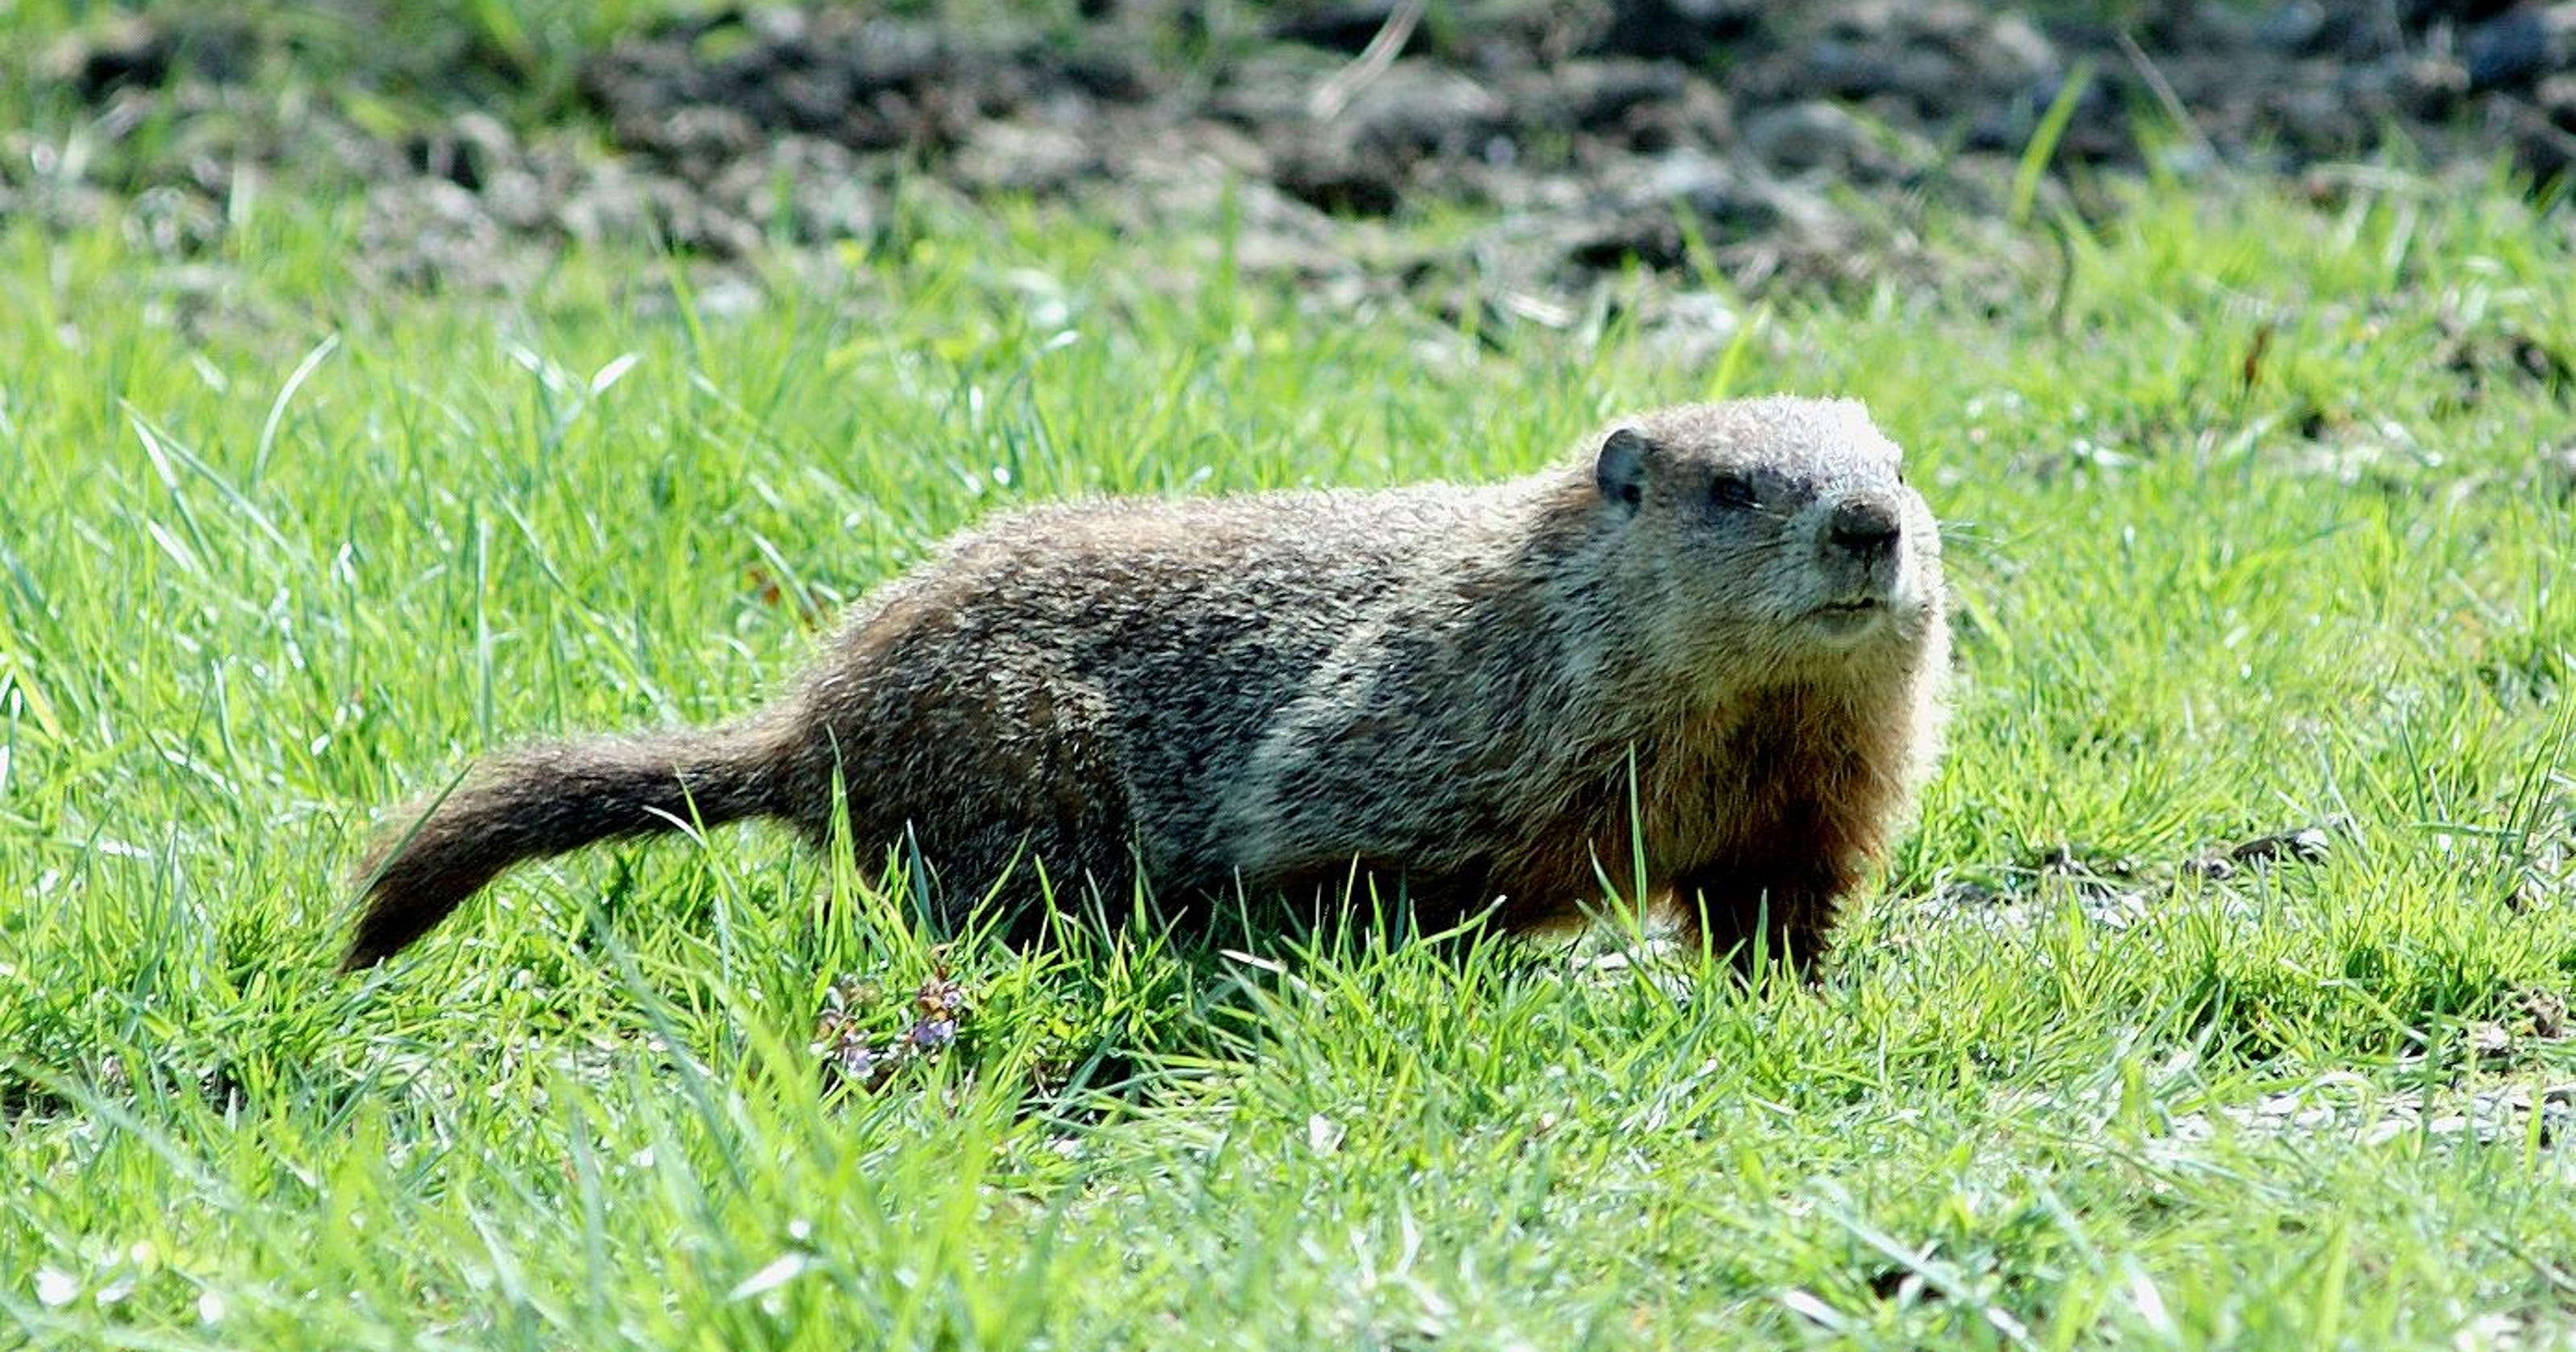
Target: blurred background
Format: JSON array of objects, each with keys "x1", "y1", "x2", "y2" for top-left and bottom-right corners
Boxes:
[{"x1": 10, "y1": 1, "x2": 2572, "y2": 333}]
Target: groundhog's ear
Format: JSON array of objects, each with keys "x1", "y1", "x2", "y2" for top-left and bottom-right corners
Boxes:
[{"x1": 1596, "y1": 428, "x2": 1653, "y2": 512}]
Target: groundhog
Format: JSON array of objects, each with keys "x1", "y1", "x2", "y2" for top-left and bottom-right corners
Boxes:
[{"x1": 344, "y1": 395, "x2": 1949, "y2": 972}]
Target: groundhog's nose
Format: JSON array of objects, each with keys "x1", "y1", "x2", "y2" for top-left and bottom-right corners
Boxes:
[{"x1": 1827, "y1": 499, "x2": 1901, "y2": 561}]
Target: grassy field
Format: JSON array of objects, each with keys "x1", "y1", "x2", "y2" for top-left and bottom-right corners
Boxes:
[{"x1": 9, "y1": 22, "x2": 2576, "y2": 1347}]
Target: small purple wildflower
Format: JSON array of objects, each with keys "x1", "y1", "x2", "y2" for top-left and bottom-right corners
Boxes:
[{"x1": 812, "y1": 967, "x2": 972, "y2": 1094}]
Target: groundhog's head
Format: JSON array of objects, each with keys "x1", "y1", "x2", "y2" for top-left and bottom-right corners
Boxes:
[{"x1": 1589, "y1": 396, "x2": 1944, "y2": 681}]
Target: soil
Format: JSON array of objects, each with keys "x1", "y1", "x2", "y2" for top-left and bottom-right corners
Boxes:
[{"x1": 15, "y1": 1, "x2": 2576, "y2": 309}]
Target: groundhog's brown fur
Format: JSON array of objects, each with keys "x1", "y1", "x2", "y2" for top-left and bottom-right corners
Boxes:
[{"x1": 345, "y1": 396, "x2": 1949, "y2": 971}]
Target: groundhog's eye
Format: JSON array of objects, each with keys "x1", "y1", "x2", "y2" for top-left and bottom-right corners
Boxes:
[{"x1": 1707, "y1": 473, "x2": 1758, "y2": 511}]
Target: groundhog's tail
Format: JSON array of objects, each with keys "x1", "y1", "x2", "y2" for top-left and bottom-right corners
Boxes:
[{"x1": 342, "y1": 722, "x2": 797, "y2": 971}]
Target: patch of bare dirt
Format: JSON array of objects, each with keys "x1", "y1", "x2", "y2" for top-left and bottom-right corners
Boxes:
[{"x1": 15, "y1": 1, "x2": 2576, "y2": 307}]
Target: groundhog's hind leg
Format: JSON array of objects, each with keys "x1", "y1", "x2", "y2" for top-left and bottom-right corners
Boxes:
[
  {"x1": 906, "y1": 817, "x2": 1147, "y2": 943},
  {"x1": 792, "y1": 673, "x2": 1146, "y2": 942}
]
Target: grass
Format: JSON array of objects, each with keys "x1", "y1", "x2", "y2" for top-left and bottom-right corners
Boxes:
[{"x1": 7, "y1": 27, "x2": 2576, "y2": 1350}]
